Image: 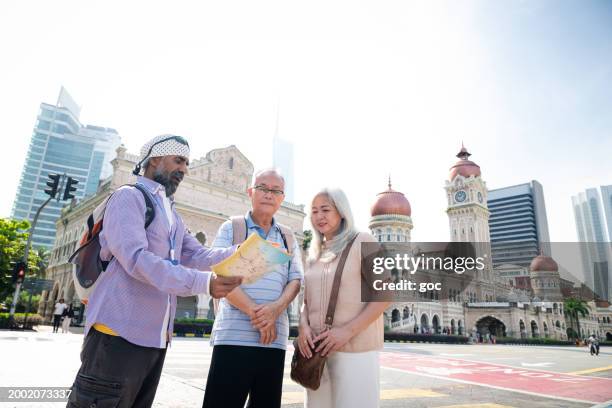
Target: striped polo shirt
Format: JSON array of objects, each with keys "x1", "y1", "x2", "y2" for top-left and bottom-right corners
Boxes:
[{"x1": 210, "y1": 212, "x2": 303, "y2": 350}]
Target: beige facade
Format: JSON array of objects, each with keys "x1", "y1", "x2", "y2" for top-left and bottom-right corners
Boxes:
[
  {"x1": 40, "y1": 145, "x2": 306, "y2": 324},
  {"x1": 379, "y1": 148, "x2": 576, "y2": 341}
]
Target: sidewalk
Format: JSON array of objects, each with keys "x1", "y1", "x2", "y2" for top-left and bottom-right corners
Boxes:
[
  {"x1": 33, "y1": 324, "x2": 85, "y2": 335},
  {"x1": 0, "y1": 330, "x2": 218, "y2": 408}
]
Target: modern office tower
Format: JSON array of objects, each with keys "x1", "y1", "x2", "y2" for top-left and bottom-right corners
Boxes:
[
  {"x1": 272, "y1": 135, "x2": 295, "y2": 203},
  {"x1": 601, "y1": 185, "x2": 612, "y2": 242},
  {"x1": 11, "y1": 87, "x2": 121, "y2": 249},
  {"x1": 572, "y1": 187, "x2": 611, "y2": 301},
  {"x1": 487, "y1": 180, "x2": 552, "y2": 268}
]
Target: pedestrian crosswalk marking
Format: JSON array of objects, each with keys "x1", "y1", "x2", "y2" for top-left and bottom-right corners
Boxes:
[
  {"x1": 433, "y1": 404, "x2": 515, "y2": 408},
  {"x1": 381, "y1": 388, "x2": 446, "y2": 399},
  {"x1": 281, "y1": 388, "x2": 447, "y2": 405},
  {"x1": 281, "y1": 392, "x2": 304, "y2": 405}
]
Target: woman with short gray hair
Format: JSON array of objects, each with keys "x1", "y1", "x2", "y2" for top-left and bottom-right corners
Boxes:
[{"x1": 297, "y1": 187, "x2": 390, "y2": 408}]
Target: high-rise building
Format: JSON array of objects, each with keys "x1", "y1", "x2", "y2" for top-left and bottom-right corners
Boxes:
[
  {"x1": 272, "y1": 135, "x2": 295, "y2": 203},
  {"x1": 11, "y1": 88, "x2": 121, "y2": 249},
  {"x1": 572, "y1": 187, "x2": 611, "y2": 301},
  {"x1": 601, "y1": 185, "x2": 612, "y2": 242},
  {"x1": 487, "y1": 180, "x2": 551, "y2": 268}
]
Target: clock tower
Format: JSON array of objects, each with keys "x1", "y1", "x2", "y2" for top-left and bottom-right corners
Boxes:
[
  {"x1": 445, "y1": 144, "x2": 490, "y2": 243},
  {"x1": 445, "y1": 145, "x2": 494, "y2": 292}
]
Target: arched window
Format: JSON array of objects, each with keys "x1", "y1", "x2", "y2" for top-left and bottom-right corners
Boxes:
[{"x1": 229, "y1": 157, "x2": 234, "y2": 169}]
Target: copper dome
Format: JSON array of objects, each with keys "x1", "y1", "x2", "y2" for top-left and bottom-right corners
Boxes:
[
  {"x1": 371, "y1": 180, "x2": 411, "y2": 217},
  {"x1": 530, "y1": 255, "x2": 559, "y2": 272},
  {"x1": 449, "y1": 145, "x2": 481, "y2": 180}
]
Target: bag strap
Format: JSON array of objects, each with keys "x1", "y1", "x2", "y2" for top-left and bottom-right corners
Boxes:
[
  {"x1": 324, "y1": 233, "x2": 359, "y2": 328},
  {"x1": 276, "y1": 223, "x2": 294, "y2": 254},
  {"x1": 132, "y1": 184, "x2": 156, "y2": 228},
  {"x1": 98, "y1": 184, "x2": 156, "y2": 271},
  {"x1": 276, "y1": 223, "x2": 294, "y2": 272},
  {"x1": 231, "y1": 216, "x2": 248, "y2": 245}
]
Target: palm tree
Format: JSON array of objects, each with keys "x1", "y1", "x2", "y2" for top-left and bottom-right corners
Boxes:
[
  {"x1": 564, "y1": 298, "x2": 590, "y2": 339},
  {"x1": 34, "y1": 247, "x2": 50, "y2": 278}
]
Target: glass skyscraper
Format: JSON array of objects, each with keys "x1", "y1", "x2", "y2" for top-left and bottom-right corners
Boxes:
[
  {"x1": 272, "y1": 135, "x2": 295, "y2": 203},
  {"x1": 572, "y1": 187, "x2": 611, "y2": 301},
  {"x1": 487, "y1": 180, "x2": 551, "y2": 268},
  {"x1": 601, "y1": 185, "x2": 612, "y2": 243},
  {"x1": 11, "y1": 88, "x2": 121, "y2": 249}
]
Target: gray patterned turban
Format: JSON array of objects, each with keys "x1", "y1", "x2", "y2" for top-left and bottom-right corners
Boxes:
[{"x1": 133, "y1": 134, "x2": 190, "y2": 175}]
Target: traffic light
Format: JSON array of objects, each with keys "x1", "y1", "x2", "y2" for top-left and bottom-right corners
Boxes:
[
  {"x1": 63, "y1": 176, "x2": 78, "y2": 200},
  {"x1": 44, "y1": 174, "x2": 61, "y2": 198},
  {"x1": 12, "y1": 261, "x2": 26, "y2": 284}
]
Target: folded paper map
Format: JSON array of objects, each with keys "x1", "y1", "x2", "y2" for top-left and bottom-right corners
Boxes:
[{"x1": 211, "y1": 233, "x2": 291, "y2": 284}]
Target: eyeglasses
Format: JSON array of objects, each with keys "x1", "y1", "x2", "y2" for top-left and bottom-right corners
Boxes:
[{"x1": 253, "y1": 185, "x2": 284, "y2": 196}]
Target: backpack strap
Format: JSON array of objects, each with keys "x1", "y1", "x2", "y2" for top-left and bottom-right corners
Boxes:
[
  {"x1": 133, "y1": 184, "x2": 156, "y2": 228},
  {"x1": 100, "y1": 184, "x2": 156, "y2": 271},
  {"x1": 230, "y1": 215, "x2": 295, "y2": 255},
  {"x1": 276, "y1": 223, "x2": 295, "y2": 255},
  {"x1": 230, "y1": 215, "x2": 248, "y2": 245}
]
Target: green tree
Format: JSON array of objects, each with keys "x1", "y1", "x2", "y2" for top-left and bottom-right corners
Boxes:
[
  {"x1": 0, "y1": 218, "x2": 44, "y2": 302},
  {"x1": 564, "y1": 298, "x2": 590, "y2": 339},
  {"x1": 3, "y1": 291, "x2": 42, "y2": 313},
  {"x1": 34, "y1": 247, "x2": 50, "y2": 278},
  {"x1": 302, "y1": 229, "x2": 312, "y2": 251}
]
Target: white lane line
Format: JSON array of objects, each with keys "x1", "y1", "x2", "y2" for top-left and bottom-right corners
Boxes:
[{"x1": 521, "y1": 362, "x2": 555, "y2": 367}]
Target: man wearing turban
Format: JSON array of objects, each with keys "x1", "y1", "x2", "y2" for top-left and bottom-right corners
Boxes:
[{"x1": 67, "y1": 134, "x2": 242, "y2": 407}]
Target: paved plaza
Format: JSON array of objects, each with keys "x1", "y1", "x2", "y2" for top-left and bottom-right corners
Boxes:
[{"x1": 2, "y1": 328, "x2": 612, "y2": 407}]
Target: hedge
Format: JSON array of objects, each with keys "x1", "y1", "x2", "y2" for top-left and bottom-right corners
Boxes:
[
  {"x1": 173, "y1": 318, "x2": 215, "y2": 335},
  {"x1": 384, "y1": 332, "x2": 469, "y2": 344},
  {"x1": 172, "y1": 318, "x2": 301, "y2": 338},
  {"x1": 494, "y1": 337, "x2": 574, "y2": 346},
  {"x1": 0, "y1": 313, "x2": 43, "y2": 329}
]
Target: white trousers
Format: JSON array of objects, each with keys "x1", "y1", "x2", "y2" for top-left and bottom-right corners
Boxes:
[
  {"x1": 61, "y1": 317, "x2": 71, "y2": 333},
  {"x1": 305, "y1": 350, "x2": 380, "y2": 408}
]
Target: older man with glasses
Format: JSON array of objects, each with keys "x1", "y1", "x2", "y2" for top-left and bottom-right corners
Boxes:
[{"x1": 203, "y1": 168, "x2": 303, "y2": 408}]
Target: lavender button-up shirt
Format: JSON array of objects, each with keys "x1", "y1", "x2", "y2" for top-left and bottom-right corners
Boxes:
[{"x1": 85, "y1": 177, "x2": 234, "y2": 348}]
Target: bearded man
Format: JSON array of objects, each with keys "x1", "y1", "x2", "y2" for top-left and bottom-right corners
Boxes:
[{"x1": 67, "y1": 134, "x2": 242, "y2": 408}]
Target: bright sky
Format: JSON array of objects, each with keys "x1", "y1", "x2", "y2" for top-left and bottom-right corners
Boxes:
[{"x1": 1, "y1": 0, "x2": 611, "y2": 244}]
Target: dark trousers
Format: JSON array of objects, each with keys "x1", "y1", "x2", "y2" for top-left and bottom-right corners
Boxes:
[
  {"x1": 53, "y1": 314, "x2": 62, "y2": 332},
  {"x1": 67, "y1": 328, "x2": 167, "y2": 408},
  {"x1": 203, "y1": 345, "x2": 286, "y2": 408}
]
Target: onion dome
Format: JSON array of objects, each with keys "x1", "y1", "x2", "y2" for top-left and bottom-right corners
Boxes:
[
  {"x1": 449, "y1": 144, "x2": 481, "y2": 180},
  {"x1": 530, "y1": 254, "x2": 559, "y2": 272},
  {"x1": 371, "y1": 177, "x2": 411, "y2": 217}
]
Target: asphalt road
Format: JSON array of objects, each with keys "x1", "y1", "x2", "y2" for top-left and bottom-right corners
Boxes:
[{"x1": 1, "y1": 329, "x2": 612, "y2": 408}]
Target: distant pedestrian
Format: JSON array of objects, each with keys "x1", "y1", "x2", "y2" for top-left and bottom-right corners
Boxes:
[
  {"x1": 61, "y1": 304, "x2": 74, "y2": 333},
  {"x1": 52, "y1": 298, "x2": 67, "y2": 333},
  {"x1": 588, "y1": 334, "x2": 600, "y2": 356}
]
